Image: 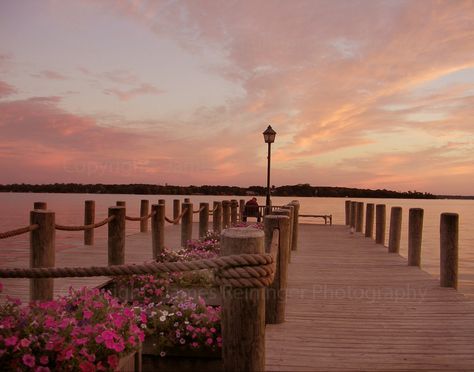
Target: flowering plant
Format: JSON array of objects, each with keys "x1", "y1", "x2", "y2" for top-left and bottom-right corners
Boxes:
[
  {"x1": 141, "y1": 291, "x2": 221, "y2": 357},
  {"x1": 0, "y1": 286, "x2": 145, "y2": 371},
  {"x1": 232, "y1": 222, "x2": 264, "y2": 230}
]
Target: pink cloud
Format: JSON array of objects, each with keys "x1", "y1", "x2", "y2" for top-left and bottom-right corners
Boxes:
[
  {"x1": 0, "y1": 80, "x2": 17, "y2": 98},
  {"x1": 104, "y1": 83, "x2": 164, "y2": 101},
  {"x1": 33, "y1": 70, "x2": 68, "y2": 80}
]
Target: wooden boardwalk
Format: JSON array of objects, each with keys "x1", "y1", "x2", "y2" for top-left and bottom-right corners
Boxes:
[
  {"x1": 2, "y1": 223, "x2": 474, "y2": 370},
  {"x1": 265, "y1": 224, "x2": 474, "y2": 371}
]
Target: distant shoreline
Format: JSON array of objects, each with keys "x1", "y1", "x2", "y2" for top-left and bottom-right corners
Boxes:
[{"x1": 1, "y1": 183, "x2": 472, "y2": 200}]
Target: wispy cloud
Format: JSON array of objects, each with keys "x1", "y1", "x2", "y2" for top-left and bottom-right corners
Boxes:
[
  {"x1": 103, "y1": 83, "x2": 164, "y2": 101},
  {"x1": 0, "y1": 80, "x2": 16, "y2": 98},
  {"x1": 32, "y1": 70, "x2": 68, "y2": 80}
]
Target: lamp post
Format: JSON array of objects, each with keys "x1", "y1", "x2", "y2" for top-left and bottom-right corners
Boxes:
[{"x1": 263, "y1": 125, "x2": 276, "y2": 215}]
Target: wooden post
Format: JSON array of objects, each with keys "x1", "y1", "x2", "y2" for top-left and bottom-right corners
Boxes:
[
  {"x1": 173, "y1": 199, "x2": 180, "y2": 225},
  {"x1": 273, "y1": 208, "x2": 292, "y2": 262},
  {"x1": 290, "y1": 200, "x2": 300, "y2": 251},
  {"x1": 220, "y1": 228, "x2": 265, "y2": 372},
  {"x1": 199, "y1": 202, "x2": 209, "y2": 238},
  {"x1": 408, "y1": 208, "x2": 424, "y2": 267},
  {"x1": 140, "y1": 200, "x2": 149, "y2": 233},
  {"x1": 440, "y1": 213, "x2": 458, "y2": 289},
  {"x1": 230, "y1": 199, "x2": 238, "y2": 226},
  {"x1": 151, "y1": 204, "x2": 165, "y2": 258},
  {"x1": 213, "y1": 201, "x2": 222, "y2": 234},
  {"x1": 30, "y1": 210, "x2": 55, "y2": 301},
  {"x1": 356, "y1": 202, "x2": 364, "y2": 232},
  {"x1": 116, "y1": 201, "x2": 126, "y2": 207},
  {"x1": 264, "y1": 214, "x2": 290, "y2": 324},
  {"x1": 375, "y1": 204, "x2": 386, "y2": 245},
  {"x1": 108, "y1": 206, "x2": 125, "y2": 265},
  {"x1": 388, "y1": 207, "x2": 402, "y2": 253},
  {"x1": 84, "y1": 200, "x2": 95, "y2": 245},
  {"x1": 34, "y1": 202, "x2": 47, "y2": 210},
  {"x1": 181, "y1": 202, "x2": 193, "y2": 247},
  {"x1": 281, "y1": 205, "x2": 295, "y2": 253},
  {"x1": 239, "y1": 199, "x2": 245, "y2": 221},
  {"x1": 222, "y1": 200, "x2": 231, "y2": 229},
  {"x1": 365, "y1": 203, "x2": 374, "y2": 238},
  {"x1": 345, "y1": 200, "x2": 351, "y2": 226},
  {"x1": 350, "y1": 201, "x2": 357, "y2": 229}
]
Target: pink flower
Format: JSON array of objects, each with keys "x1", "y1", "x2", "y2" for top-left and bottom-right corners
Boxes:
[
  {"x1": 83, "y1": 309, "x2": 93, "y2": 320},
  {"x1": 101, "y1": 330, "x2": 116, "y2": 341},
  {"x1": 22, "y1": 354, "x2": 35, "y2": 367},
  {"x1": 107, "y1": 354, "x2": 119, "y2": 369},
  {"x1": 206, "y1": 338, "x2": 213, "y2": 345},
  {"x1": 20, "y1": 338, "x2": 31, "y2": 347},
  {"x1": 35, "y1": 367, "x2": 51, "y2": 372},
  {"x1": 40, "y1": 355, "x2": 49, "y2": 365},
  {"x1": 4, "y1": 335, "x2": 18, "y2": 346},
  {"x1": 210, "y1": 327, "x2": 216, "y2": 333},
  {"x1": 79, "y1": 361, "x2": 96, "y2": 372}
]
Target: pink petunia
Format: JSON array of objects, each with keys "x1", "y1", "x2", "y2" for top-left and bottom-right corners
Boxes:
[
  {"x1": 79, "y1": 361, "x2": 96, "y2": 372},
  {"x1": 4, "y1": 336, "x2": 18, "y2": 346},
  {"x1": 40, "y1": 355, "x2": 49, "y2": 365},
  {"x1": 20, "y1": 338, "x2": 31, "y2": 348},
  {"x1": 22, "y1": 354, "x2": 35, "y2": 367},
  {"x1": 107, "y1": 354, "x2": 119, "y2": 369},
  {"x1": 83, "y1": 309, "x2": 93, "y2": 320},
  {"x1": 206, "y1": 338, "x2": 213, "y2": 345}
]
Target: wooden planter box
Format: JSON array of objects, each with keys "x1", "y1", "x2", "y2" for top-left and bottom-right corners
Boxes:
[
  {"x1": 142, "y1": 335, "x2": 222, "y2": 372},
  {"x1": 116, "y1": 348, "x2": 142, "y2": 372}
]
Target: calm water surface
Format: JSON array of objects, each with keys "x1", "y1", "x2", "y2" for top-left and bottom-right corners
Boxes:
[{"x1": 1, "y1": 193, "x2": 473, "y2": 297}]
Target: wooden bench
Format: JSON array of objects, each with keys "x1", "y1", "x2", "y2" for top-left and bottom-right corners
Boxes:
[{"x1": 299, "y1": 214, "x2": 332, "y2": 225}]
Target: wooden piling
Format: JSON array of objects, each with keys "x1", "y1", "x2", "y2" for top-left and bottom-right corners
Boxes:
[
  {"x1": 408, "y1": 208, "x2": 424, "y2": 267},
  {"x1": 264, "y1": 214, "x2": 290, "y2": 324},
  {"x1": 213, "y1": 201, "x2": 222, "y2": 234},
  {"x1": 375, "y1": 204, "x2": 386, "y2": 245},
  {"x1": 34, "y1": 202, "x2": 47, "y2": 210},
  {"x1": 140, "y1": 200, "x2": 149, "y2": 233},
  {"x1": 239, "y1": 199, "x2": 245, "y2": 221},
  {"x1": 151, "y1": 204, "x2": 165, "y2": 258},
  {"x1": 84, "y1": 200, "x2": 95, "y2": 245},
  {"x1": 388, "y1": 207, "x2": 402, "y2": 253},
  {"x1": 222, "y1": 200, "x2": 231, "y2": 229},
  {"x1": 290, "y1": 200, "x2": 300, "y2": 251},
  {"x1": 365, "y1": 203, "x2": 374, "y2": 238},
  {"x1": 281, "y1": 205, "x2": 295, "y2": 253},
  {"x1": 199, "y1": 202, "x2": 209, "y2": 238},
  {"x1": 273, "y1": 208, "x2": 292, "y2": 262},
  {"x1": 356, "y1": 202, "x2": 364, "y2": 233},
  {"x1": 108, "y1": 206, "x2": 125, "y2": 265},
  {"x1": 345, "y1": 200, "x2": 351, "y2": 226},
  {"x1": 230, "y1": 199, "x2": 239, "y2": 226},
  {"x1": 30, "y1": 210, "x2": 55, "y2": 301},
  {"x1": 181, "y1": 202, "x2": 193, "y2": 247},
  {"x1": 440, "y1": 213, "x2": 459, "y2": 289},
  {"x1": 173, "y1": 199, "x2": 180, "y2": 225},
  {"x1": 220, "y1": 228, "x2": 265, "y2": 372},
  {"x1": 350, "y1": 201, "x2": 357, "y2": 229}
]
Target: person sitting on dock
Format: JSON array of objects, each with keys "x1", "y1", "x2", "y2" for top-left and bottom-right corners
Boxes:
[{"x1": 243, "y1": 197, "x2": 261, "y2": 222}]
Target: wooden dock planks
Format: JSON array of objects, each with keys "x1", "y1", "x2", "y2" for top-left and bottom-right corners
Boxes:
[{"x1": 265, "y1": 224, "x2": 474, "y2": 371}]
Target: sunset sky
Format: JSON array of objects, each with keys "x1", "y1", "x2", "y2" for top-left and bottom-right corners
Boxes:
[{"x1": 1, "y1": 0, "x2": 473, "y2": 195}]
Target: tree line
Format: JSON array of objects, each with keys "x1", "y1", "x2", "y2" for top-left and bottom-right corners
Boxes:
[{"x1": 0, "y1": 183, "x2": 438, "y2": 199}]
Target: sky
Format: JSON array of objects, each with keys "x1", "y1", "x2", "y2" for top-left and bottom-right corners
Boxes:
[{"x1": 0, "y1": 0, "x2": 473, "y2": 195}]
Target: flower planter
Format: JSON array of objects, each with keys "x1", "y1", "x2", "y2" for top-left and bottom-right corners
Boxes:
[
  {"x1": 142, "y1": 336, "x2": 222, "y2": 372},
  {"x1": 117, "y1": 349, "x2": 142, "y2": 372}
]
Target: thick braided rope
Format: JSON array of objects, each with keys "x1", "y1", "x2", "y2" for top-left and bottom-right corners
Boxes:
[
  {"x1": 54, "y1": 216, "x2": 115, "y2": 231},
  {"x1": 125, "y1": 212, "x2": 154, "y2": 222},
  {"x1": 0, "y1": 253, "x2": 275, "y2": 288},
  {"x1": 0, "y1": 224, "x2": 39, "y2": 239},
  {"x1": 164, "y1": 208, "x2": 187, "y2": 224}
]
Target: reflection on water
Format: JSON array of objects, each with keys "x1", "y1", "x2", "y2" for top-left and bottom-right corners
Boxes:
[{"x1": 0, "y1": 193, "x2": 473, "y2": 297}]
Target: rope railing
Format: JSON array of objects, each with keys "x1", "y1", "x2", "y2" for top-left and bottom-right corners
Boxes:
[
  {"x1": 54, "y1": 216, "x2": 115, "y2": 231},
  {"x1": 0, "y1": 224, "x2": 39, "y2": 239},
  {"x1": 125, "y1": 212, "x2": 154, "y2": 222},
  {"x1": 193, "y1": 206, "x2": 205, "y2": 214},
  {"x1": 164, "y1": 208, "x2": 187, "y2": 224},
  {"x1": 0, "y1": 253, "x2": 276, "y2": 288}
]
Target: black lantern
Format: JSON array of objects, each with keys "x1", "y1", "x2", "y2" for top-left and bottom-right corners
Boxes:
[{"x1": 262, "y1": 125, "x2": 276, "y2": 214}]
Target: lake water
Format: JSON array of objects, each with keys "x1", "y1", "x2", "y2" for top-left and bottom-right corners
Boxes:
[{"x1": 1, "y1": 193, "x2": 473, "y2": 297}]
